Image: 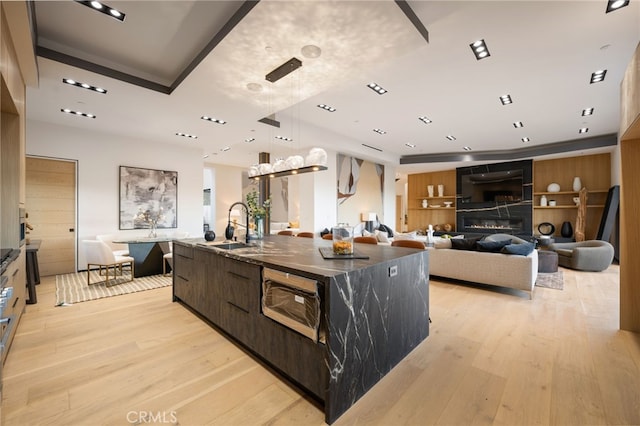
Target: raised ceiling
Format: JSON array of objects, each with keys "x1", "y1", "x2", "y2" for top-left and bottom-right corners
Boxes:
[{"x1": 27, "y1": 1, "x2": 640, "y2": 173}]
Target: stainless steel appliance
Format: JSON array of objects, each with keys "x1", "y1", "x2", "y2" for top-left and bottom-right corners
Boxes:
[
  {"x1": 262, "y1": 268, "x2": 323, "y2": 343},
  {"x1": 19, "y1": 208, "x2": 26, "y2": 247}
]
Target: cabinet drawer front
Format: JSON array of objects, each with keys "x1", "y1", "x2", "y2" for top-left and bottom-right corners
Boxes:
[{"x1": 173, "y1": 243, "x2": 193, "y2": 259}]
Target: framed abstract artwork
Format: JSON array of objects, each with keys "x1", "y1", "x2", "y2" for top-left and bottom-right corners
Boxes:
[{"x1": 119, "y1": 166, "x2": 178, "y2": 230}]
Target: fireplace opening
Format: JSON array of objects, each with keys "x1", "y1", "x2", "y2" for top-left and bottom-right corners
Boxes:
[{"x1": 463, "y1": 217, "x2": 523, "y2": 232}]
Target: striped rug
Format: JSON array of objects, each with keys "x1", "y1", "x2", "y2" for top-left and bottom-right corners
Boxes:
[{"x1": 55, "y1": 271, "x2": 171, "y2": 305}]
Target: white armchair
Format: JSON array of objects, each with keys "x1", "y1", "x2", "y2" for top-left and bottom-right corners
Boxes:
[{"x1": 83, "y1": 240, "x2": 135, "y2": 286}]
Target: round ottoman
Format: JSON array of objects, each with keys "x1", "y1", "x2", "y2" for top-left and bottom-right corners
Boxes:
[{"x1": 538, "y1": 250, "x2": 559, "y2": 273}]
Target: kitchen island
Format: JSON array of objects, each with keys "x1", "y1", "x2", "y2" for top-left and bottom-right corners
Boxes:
[{"x1": 172, "y1": 236, "x2": 429, "y2": 424}]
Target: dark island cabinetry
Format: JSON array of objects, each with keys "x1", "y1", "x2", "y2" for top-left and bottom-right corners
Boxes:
[{"x1": 172, "y1": 238, "x2": 429, "y2": 424}]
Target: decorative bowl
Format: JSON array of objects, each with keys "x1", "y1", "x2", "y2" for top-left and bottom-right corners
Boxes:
[
  {"x1": 443, "y1": 201, "x2": 453, "y2": 207},
  {"x1": 547, "y1": 182, "x2": 561, "y2": 192},
  {"x1": 430, "y1": 204, "x2": 441, "y2": 208}
]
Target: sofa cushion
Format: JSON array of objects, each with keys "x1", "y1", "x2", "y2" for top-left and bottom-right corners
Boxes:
[
  {"x1": 501, "y1": 242, "x2": 535, "y2": 256},
  {"x1": 394, "y1": 231, "x2": 417, "y2": 241},
  {"x1": 374, "y1": 229, "x2": 390, "y2": 243},
  {"x1": 476, "y1": 239, "x2": 512, "y2": 253},
  {"x1": 434, "y1": 238, "x2": 452, "y2": 249},
  {"x1": 377, "y1": 224, "x2": 394, "y2": 237},
  {"x1": 450, "y1": 236, "x2": 482, "y2": 251}
]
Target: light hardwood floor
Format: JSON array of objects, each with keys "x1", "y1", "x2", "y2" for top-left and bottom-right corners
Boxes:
[{"x1": 2, "y1": 265, "x2": 639, "y2": 425}]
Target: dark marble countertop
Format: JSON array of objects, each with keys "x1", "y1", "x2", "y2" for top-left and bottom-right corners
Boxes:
[{"x1": 177, "y1": 236, "x2": 424, "y2": 280}]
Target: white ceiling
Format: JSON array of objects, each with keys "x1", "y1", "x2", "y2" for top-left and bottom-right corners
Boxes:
[{"x1": 27, "y1": 1, "x2": 640, "y2": 175}]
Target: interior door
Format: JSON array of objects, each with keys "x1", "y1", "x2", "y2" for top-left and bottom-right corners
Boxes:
[{"x1": 25, "y1": 157, "x2": 76, "y2": 276}]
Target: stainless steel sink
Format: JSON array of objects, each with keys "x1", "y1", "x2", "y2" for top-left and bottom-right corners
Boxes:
[{"x1": 211, "y1": 242, "x2": 252, "y2": 250}]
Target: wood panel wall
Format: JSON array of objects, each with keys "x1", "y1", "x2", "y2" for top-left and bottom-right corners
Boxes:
[{"x1": 620, "y1": 42, "x2": 640, "y2": 333}]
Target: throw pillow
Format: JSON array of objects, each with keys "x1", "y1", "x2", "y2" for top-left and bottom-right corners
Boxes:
[
  {"x1": 363, "y1": 229, "x2": 374, "y2": 237},
  {"x1": 433, "y1": 238, "x2": 452, "y2": 249},
  {"x1": 375, "y1": 230, "x2": 390, "y2": 243},
  {"x1": 501, "y1": 242, "x2": 535, "y2": 256},
  {"x1": 377, "y1": 224, "x2": 394, "y2": 237},
  {"x1": 394, "y1": 231, "x2": 417, "y2": 241},
  {"x1": 450, "y1": 236, "x2": 482, "y2": 251},
  {"x1": 476, "y1": 239, "x2": 512, "y2": 253}
]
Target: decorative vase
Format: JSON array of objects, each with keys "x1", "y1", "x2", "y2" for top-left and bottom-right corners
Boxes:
[
  {"x1": 204, "y1": 230, "x2": 216, "y2": 241},
  {"x1": 255, "y1": 217, "x2": 264, "y2": 239},
  {"x1": 540, "y1": 195, "x2": 548, "y2": 206},
  {"x1": 422, "y1": 199, "x2": 428, "y2": 208},
  {"x1": 572, "y1": 176, "x2": 582, "y2": 192},
  {"x1": 427, "y1": 185, "x2": 434, "y2": 198},
  {"x1": 561, "y1": 221, "x2": 573, "y2": 238},
  {"x1": 438, "y1": 184, "x2": 444, "y2": 197},
  {"x1": 148, "y1": 222, "x2": 157, "y2": 238}
]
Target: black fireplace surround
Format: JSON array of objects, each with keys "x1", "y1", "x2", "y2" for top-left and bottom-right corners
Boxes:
[{"x1": 456, "y1": 160, "x2": 533, "y2": 236}]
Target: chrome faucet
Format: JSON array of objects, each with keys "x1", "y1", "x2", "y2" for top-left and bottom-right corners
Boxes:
[{"x1": 225, "y1": 202, "x2": 250, "y2": 243}]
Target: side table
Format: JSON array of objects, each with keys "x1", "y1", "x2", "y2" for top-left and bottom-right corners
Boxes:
[{"x1": 538, "y1": 249, "x2": 558, "y2": 273}]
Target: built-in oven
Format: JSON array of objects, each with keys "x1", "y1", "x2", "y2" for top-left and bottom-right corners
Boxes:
[
  {"x1": 262, "y1": 268, "x2": 323, "y2": 343},
  {"x1": 19, "y1": 207, "x2": 26, "y2": 247}
]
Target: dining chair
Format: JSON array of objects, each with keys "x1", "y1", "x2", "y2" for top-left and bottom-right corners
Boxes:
[
  {"x1": 353, "y1": 236, "x2": 378, "y2": 245},
  {"x1": 83, "y1": 240, "x2": 135, "y2": 286},
  {"x1": 322, "y1": 233, "x2": 333, "y2": 240},
  {"x1": 96, "y1": 234, "x2": 129, "y2": 256},
  {"x1": 296, "y1": 232, "x2": 314, "y2": 238},
  {"x1": 277, "y1": 230, "x2": 295, "y2": 236},
  {"x1": 391, "y1": 239, "x2": 426, "y2": 249}
]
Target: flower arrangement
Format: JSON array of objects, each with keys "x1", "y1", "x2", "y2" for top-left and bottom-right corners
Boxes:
[
  {"x1": 134, "y1": 207, "x2": 164, "y2": 237},
  {"x1": 246, "y1": 190, "x2": 271, "y2": 219}
]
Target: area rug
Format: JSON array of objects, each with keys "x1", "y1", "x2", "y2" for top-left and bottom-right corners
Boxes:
[
  {"x1": 535, "y1": 271, "x2": 564, "y2": 290},
  {"x1": 55, "y1": 271, "x2": 171, "y2": 305}
]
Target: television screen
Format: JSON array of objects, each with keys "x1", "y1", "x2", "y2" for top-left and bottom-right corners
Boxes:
[{"x1": 460, "y1": 169, "x2": 523, "y2": 203}]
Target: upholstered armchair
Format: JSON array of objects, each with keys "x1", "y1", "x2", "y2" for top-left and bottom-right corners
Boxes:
[{"x1": 549, "y1": 240, "x2": 614, "y2": 272}]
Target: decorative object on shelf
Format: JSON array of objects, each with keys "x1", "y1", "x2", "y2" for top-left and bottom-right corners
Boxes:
[
  {"x1": 548, "y1": 200, "x2": 556, "y2": 207},
  {"x1": 443, "y1": 223, "x2": 453, "y2": 232},
  {"x1": 572, "y1": 176, "x2": 582, "y2": 192},
  {"x1": 444, "y1": 201, "x2": 453, "y2": 208},
  {"x1": 573, "y1": 196, "x2": 580, "y2": 205},
  {"x1": 538, "y1": 222, "x2": 556, "y2": 236},
  {"x1": 430, "y1": 204, "x2": 441, "y2": 208},
  {"x1": 427, "y1": 185, "x2": 434, "y2": 198},
  {"x1": 438, "y1": 184, "x2": 444, "y2": 197},
  {"x1": 561, "y1": 221, "x2": 573, "y2": 238},
  {"x1": 575, "y1": 187, "x2": 588, "y2": 242},
  {"x1": 547, "y1": 182, "x2": 561, "y2": 192},
  {"x1": 204, "y1": 230, "x2": 216, "y2": 241},
  {"x1": 433, "y1": 224, "x2": 442, "y2": 231},
  {"x1": 421, "y1": 199, "x2": 428, "y2": 208},
  {"x1": 540, "y1": 195, "x2": 548, "y2": 206}
]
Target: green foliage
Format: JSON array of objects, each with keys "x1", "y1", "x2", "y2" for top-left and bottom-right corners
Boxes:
[{"x1": 246, "y1": 190, "x2": 271, "y2": 219}]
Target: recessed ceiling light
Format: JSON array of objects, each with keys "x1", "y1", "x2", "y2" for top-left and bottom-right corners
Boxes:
[
  {"x1": 201, "y1": 116, "x2": 226, "y2": 125},
  {"x1": 176, "y1": 132, "x2": 197, "y2": 139},
  {"x1": 367, "y1": 82, "x2": 387, "y2": 95},
  {"x1": 582, "y1": 107, "x2": 594, "y2": 116},
  {"x1": 75, "y1": 0, "x2": 126, "y2": 22},
  {"x1": 446, "y1": 135, "x2": 456, "y2": 141},
  {"x1": 244, "y1": 138, "x2": 255, "y2": 143},
  {"x1": 499, "y1": 94, "x2": 513, "y2": 105},
  {"x1": 63, "y1": 78, "x2": 107, "y2": 94},
  {"x1": 590, "y1": 69, "x2": 607, "y2": 84},
  {"x1": 418, "y1": 116, "x2": 432, "y2": 124},
  {"x1": 373, "y1": 128, "x2": 387, "y2": 135},
  {"x1": 522, "y1": 137, "x2": 530, "y2": 142},
  {"x1": 275, "y1": 135, "x2": 292, "y2": 141},
  {"x1": 513, "y1": 121, "x2": 523, "y2": 128},
  {"x1": 470, "y1": 39, "x2": 490, "y2": 60},
  {"x1": 301, "y1": 45, "x2": 322, "y2": 58},
  {"x1": 203, "y1": 154, "x2": 209, "y2": 159},
  {"x1": 606, "y1": 0, "x2": 630, "y2": 13},
  {"x1": 221, "y1": 146, "x2": 231, "y2": 152},
  {"x1": 317, "y1": 104, "x2": 336, "y2": 112},
  {"x1": 60, "y1": 108, "x2": 96, "y2": 118},
  {"x1": 579, "y1": 128, "x2": 589, "y2": 134},
  {"x1": 463, "y1": 146, "x2": 472, "y2": 151},
  {"x1": 405, "y1": 143, "x2": 416, "y2": 148},
  {"x1": 362, "y1": 143, "x2": 383, "y2": 152}
]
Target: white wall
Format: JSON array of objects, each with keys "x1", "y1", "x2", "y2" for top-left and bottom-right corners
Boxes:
[{"x1": 27, "y1": 120, "x2": 204, "y2": 268}]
